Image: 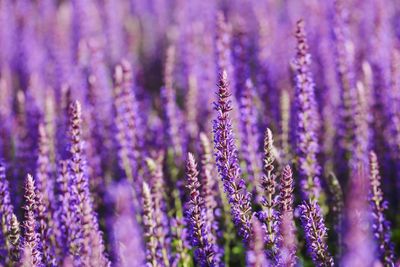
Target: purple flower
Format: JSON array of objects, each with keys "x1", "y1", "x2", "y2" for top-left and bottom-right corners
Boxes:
[
  {"x1": 213, "y1": 70, "x2": 253, "y2": 243},
  {"x1": 54, "y1": 160, "x2": 76, "y2": 258},
  {"x1": 257, "y1": 128, "x2": 279, "y2": 261},
  {"x1": 368, "y1": 151, "x2": 395, "y2": 266},
  {"x1": 332, "y1": 0, "x2": 358, "y2": 179},
  {"x1": 142, "y1": 181, "x2": 158, "y2": 266},
  {"x1": 199, "y1": 133, "x2": 221, "y2": 253},
  {"x1": 293, "y1": 19, "x2": 322, "y2": 202},
  {"x1": 68, "y1": 101, "x2": 109, "y2": 265},
  {"x1": 162, "y1": 45, "x2": 187, "y2": 163},
  {"x1": 22, "y1": 174, "x2": 43, "y2": 266},
  {"x1": 145, "y1": 155, "x2": 171, "y2": 266},
  {"x1": 299, "y1": 201, "x2": 334, "y2": 267},
  {"x1": 0, "y1": 160, "x2": 14, "y2": 260},
  {"x1": 113, "y1": 60, "x2": 142, "y2": 213},
  {"x1": 277, "y1": 165, "x2": 297, "y2": 267},
  {"x1": 239, "y1": 79, "x2": 262, "y2": 194},
  {"x1": 35, "y1": 124, "x2": 56, "y2": 265},
  {"x1": 185, "y1": 153, "x2": 219, "y2": 266}
]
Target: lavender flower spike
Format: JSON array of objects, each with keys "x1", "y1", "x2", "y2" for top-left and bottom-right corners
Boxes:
[
  {"x1": 35, "y1": 124, "x2": 56, "y2": 265},
  {"x1": 278, "y1": 165, "x2": 297, "y2": 267},
  {"x1": 199, "y1": 133, "x2": 221, "y2": 249},
  {"x1": 246, "y1": 216, "x2": 269, "y2": 267},
  {"x1": 145, "y1": 156, "x2": 171, "y2": 266},
  {"x1": 294, "y1": 19, "x2": 322, "y2": 202},
  {"x1": 22, "y1": 174, "x2": 43, "y2": 266},
  {"x1": 142, "y1": 181, "x2": 158, "y2": 266},
  {"x1": 213, "y1": 70, "x2": 253, "y2": 243},
  {"x1": 185, "y1": 153, "x2": 219, "y2": 267},
  {"x1": 68, "y1": 101, "x2": 109, "y2": 266},
  {"x1": 299, "y1": 201, "x2": 334, "y2": 267},
  {"x1": 0, "y1": 160, "x2": 14, "y2": 261},
  {"x1": 368, "y1": 151, "x2": 395, "y2": 266},
  {"x1": 239, "y1": 79, "x2": 262, "y2": 190},
  {"x1": 257, "y1": 128, "x2": 279, "y2": 261}
]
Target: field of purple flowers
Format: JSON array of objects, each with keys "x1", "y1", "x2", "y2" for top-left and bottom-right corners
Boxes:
[{"x1": 0, "y1": 0, "x2": 400, "y2": 266}]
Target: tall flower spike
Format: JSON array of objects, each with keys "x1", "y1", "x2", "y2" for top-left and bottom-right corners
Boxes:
[
  {"x1": 162, "y1": 45, "x2": 186, "y2": 163},
  {"x1": 350, "y1": 82, "x2": 370, "y2": 173},
  {"x1": 213, "y1": 70, "x2": 253, "y2": 243},
  {"x1": 278, "y1": 165, "x2": 297, "y2": 267},
  {"x1": 257, "y1": 128, "x2": 279, "y2": 261},
  {"x1": 22, "y1": 174, "x2": 43, "y2": 266},
  {"x1": 185, "y1": 153, "x2": 219, "y2": 267},
  {"x1": 239, "y1": 79, "x2": 262, "y2": 193},
  {"x1": 199, "y1": 133, "x2": 221, "y2": 246},
  {"x1": 113, "y1": 60, "x2": 142, "y2": 214},
  {"x1": 246, "y1": 217, "x2": 269, "y2": 267},
  {"x1": 0, "y1": 160, "x2": 14, "y2": 261},
  {"x1": 294, "y1": 19, "x2": 322, "y2": 201},
  {"x1": 35, "y1": 124, "x2": 56, "y2": 265},
  {"x1": 54, "y1": 160, "x2": 76, "y2": 257},
  {"x1": 332, "y1": 0, "x2": 358, "y2": 180},
  {"x1": 113, "y1": 59, "x2": 141, "y2": 180},
  {"x1": 68, "y1": 101, "x2": 109, "y2": 265},
  {"x1": 216, "y1": 12, "x2": 240, "y2": 140},
  {"x1": 142, "y1": 182, "x2": 158, "y2": 266},
  {"x1": 145, "y1": 156, "x2": 171, "y2": 266},
  {"x1": 299, "y1": 201, "x2": 334, "y2": 267},
  {"x1": 369, "y1": 152, "x2": 395, "y2": 266}
]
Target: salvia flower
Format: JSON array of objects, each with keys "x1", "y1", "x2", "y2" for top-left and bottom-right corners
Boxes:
[
  {"x1": 239, "y1": 79, "x2": 262, "y2": 193},
  {"x1": 68, "y1": 101, "x2": 109, "y2": 266},
  {"x1": 0, "y1": 160, "x2": 14, "y2": 260},
  {"x1": 54, "y1": 160, "x2": 77, "y2": 257},
  {"x1": 145, "y1": 156, "x2": 171, "y2": 266},
  {"x1": 293, "y1": 19, "x2": 322, "y2": 202},
  {"x1": 185, "y1": 153, "x2": 219, "y2": 266},
  {"x1": 368, "y1": 151, "x2": 395, "y2": 266},
  {"x1": 162, "y1": 45, "x2": 186, "y2": 163},
  {"x1": 257, "y1": 128, "x2": 279, "y2": 261},
  {"x1": 199, "y1": 133, "x2": 221, "y2": 245},
  {"x1": 142, "y1": 181, "x2": 158, "y2": 266},
  {"x1": 112, "y1": 59, "x2": 142, "y2": 214},
  {"x1": 22, "y1": 174, "x2": 43, "y2": 266},
  {"x1": 213, "y1": 70, "x2": 253, "y2": 243},
  {"x1": 277, "y1": 165, "x2": 297, "y2": 267},
  {"x1": 299, "y1": 201, "x2": 334, "y2": 267},
  {"x1": 112, "y1": 59, "x2": 141, "y2": 184},
  {"x1": 35, "y1": 124, "x2": 56, "y2": 265},
  {"x1": 332, "y1": 0, "x2": 358, "y2": 179}
]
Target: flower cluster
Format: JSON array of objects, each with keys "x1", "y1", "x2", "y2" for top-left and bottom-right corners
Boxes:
[{"x1": 0, "y1": 1, "x2": 398, "y2": 267}]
